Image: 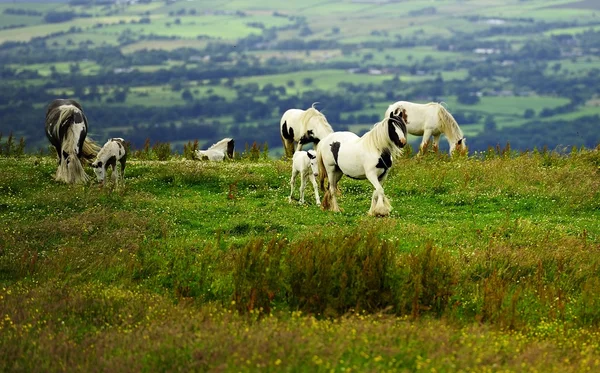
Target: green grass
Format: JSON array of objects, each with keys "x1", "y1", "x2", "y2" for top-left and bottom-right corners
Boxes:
[{"x1": 1, "y1": 148, "x2": 600, "y2": 371}]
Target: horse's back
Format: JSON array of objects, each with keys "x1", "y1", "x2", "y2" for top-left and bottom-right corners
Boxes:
[
  {"x1": 281, "y1": 109, "x2": 304, "y2": 126},
  {"x1": 387, "y1": 100, "x2": 441, "y2": 135}
]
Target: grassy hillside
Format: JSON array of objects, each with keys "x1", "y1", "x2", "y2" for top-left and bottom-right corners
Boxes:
[{"x1": 1, "y1": 147, "x2": 600, "y2": 371}]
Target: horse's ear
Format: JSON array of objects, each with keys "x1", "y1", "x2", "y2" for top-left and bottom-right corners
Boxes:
[
  {"x1": 402, "y1": 108, "x2": 408, "y2": 123},
  {"x1": 307, "y1": 151, "x2": 316, "y2": 159},
  {"x1": 96, "y1": 161, "x2": 103, "y2": 168}
]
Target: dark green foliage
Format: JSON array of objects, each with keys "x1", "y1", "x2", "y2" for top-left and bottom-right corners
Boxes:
[{"x1": 0, "y1": 132, "x2": 25, "y2": 157}]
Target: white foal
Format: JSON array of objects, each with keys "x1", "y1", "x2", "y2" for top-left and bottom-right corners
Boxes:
[{"x1": 289, "y1": 149, "x2": 321, "y2": 205}]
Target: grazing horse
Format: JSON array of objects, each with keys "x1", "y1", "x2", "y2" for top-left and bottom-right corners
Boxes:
[
  {"x1": 279, "y1": 104, "x2": 333, "y2": 157},
  {"x1": 385, "y1": 101, "x2": 466, "y2": 155},
  {"x1": 91, "y1": 138, "x2": 127, "y2": 185},
  {"x1": 45, "y1": 98, "x2": 99, "y2": 183},
  {"x1": 317, "y1": 107, "x2": 408, "y2": 217},
  {"x1": 289, "y1": 149, "x2": 320, "y2": 205},
  {"x1": 195, "y1": 138, "x2": 235, "y2": 161}
]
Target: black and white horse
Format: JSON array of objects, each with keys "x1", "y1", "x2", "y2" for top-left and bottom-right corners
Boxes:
[
  {"x1": 317, "y1": 107, "x2": 408, "y2": 217},
  {"x1": 45, "y1": 99, "x2": 99, "y2": 183},
  {"x1": 279, "y1": 104, "x2": 333, "y2": 157},
  {"x1": 91, "y1": 138, "x2": 127, "y2": 185},
  {"x1": 195, "y1": 138, "x2": 235, "y2": 161}
]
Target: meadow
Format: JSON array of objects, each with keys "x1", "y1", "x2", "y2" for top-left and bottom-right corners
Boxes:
[{"x1": 1, "y1": 144, "x2": 600, "y2": 371}]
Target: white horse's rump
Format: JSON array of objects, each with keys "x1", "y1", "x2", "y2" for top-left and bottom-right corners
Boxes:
[
  {"x1": 289, "y1": 150, "x2": 320, "y2": 205},
  {"x1": 385, "y1": 101, "x2": 466, "y2": 155},
  {"x1": 92, "y1": 138, "x2": 127, "y2": 185},
  {"x1": 280, "y1": 103, "x2": 333, "y2": 157},
  {"x1": 195, "y1": 138, "x2": 235, "y2": 161},
  {"x1": 317, "y1": 107, "x2": 408, "y2": 216},
  {"x1": 45, "y1": 98, "x2": 100, "y2": 183}
]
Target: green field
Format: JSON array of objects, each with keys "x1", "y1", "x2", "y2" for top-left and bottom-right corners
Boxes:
[{"x1": 1, "y1": 149, "x2": 600, "y2": 371}]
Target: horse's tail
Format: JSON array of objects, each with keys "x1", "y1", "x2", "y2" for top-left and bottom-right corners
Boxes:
[
  {"x1": 81, "y1": 137, "x2": 100, "y2": 164},
  {"x1": 437, "y1": 104, "x2": 463, "y2": 143},
  {"x1": 317, "y1": 149, "x2": 327, "y2": 193}
]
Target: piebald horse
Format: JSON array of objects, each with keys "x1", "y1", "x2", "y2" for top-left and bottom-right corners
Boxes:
[
  {"x1": 385, "y1": 101, "x2": 466, "y2": 155},
  {"x1": 317, "y1": 107, "x2": 408, "y2": 217},
  {"x1": 279, "y1": 104, "x2": 333, "y2": 157},
  {"x1": 195, "y1": 138, "x2": 235, "y2": 161},
  {"x1": 45, "y1": 98, "x2": 99, "y2": 183},
  {"x1": 92, "y1": 138, "x2": 127, "y2": 185}
]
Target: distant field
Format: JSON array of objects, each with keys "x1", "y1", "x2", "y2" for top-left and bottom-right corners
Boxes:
[
  {"x1": 9, "y1": 61, "x2": 102, "y2": 76},
  {"x1": 235, "y1": 69, "x2": 394, "y2": 92}
]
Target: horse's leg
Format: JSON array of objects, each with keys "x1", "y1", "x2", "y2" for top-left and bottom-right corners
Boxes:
[
  {"x1": 328, "y1": 170, "x2": 343, "y2": 212},
  {"x1": 295, "y1": 141, "x2": 303, "y2": 153},
  {"x1": 366, "y1": 171, "x2": 391, "y2": 217},
  {"x1": 419, "y1": 129, "x2": 433, "y2": 156},
  {"x1": 299, "y1": 173, "x2": 308, "y2": 204},
  {"x1": 289, "y1": 169, "x2": 298, "y2": 203},
  {"x1": 432, "y1": 134, "x2": 441, "y2": 153},
  {"x1": 111, "y1": 164, "x2": 118, "y2": 183},
  {"x1": 309, "y1": 173, "x2": 320, "y2": 205}
]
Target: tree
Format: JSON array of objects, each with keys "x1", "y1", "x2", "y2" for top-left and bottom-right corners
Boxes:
[
  {"x1": 523, "y1": 108, "x2": 535, "y2": 119},
  {"x1": 457, "y1": 91, "x2": 480, "y2": 105},
  {"x1": 181, "y1": 89, "x2": 194, "y2": 102}
]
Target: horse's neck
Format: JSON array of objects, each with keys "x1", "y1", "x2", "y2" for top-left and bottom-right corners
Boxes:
[{"x1": 360, "y1": 122, "x2": 390, "y2": 154}]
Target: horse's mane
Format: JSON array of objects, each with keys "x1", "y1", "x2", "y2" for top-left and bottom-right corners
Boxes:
[
  {"x1": 205, "y1": 138, "x2": 233, "y2": 152},
  {"x1": 300, "y1": 104, "x2": 333, "y2": 133},
  {"x1": 435, "y1": 104, "x2": 463, "y2": 143},
  {"x1": 361, "y1": 114, "x2": 404, "y2": 155}
]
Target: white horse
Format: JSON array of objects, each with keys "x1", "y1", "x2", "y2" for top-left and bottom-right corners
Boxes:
[
  {"x1": 91, "y1": 138, "x2": 127, "y2": 185},
  {"x1": 317, "y1": 106, "x2": 408, "y2": 217},
  {"x1": 195, "y1": 138, "x2": 235, "y2": 161},
  {"x1": 279, "y1": 103, "x2": 333, "y2": 157},
  {"x1": 289, "y1": 149, "x2": 320, "y2": 205},
  {"x1": 45, "y1": 98, "x2": 99, "y2": 183},
  {"x1": 385, "y1": 101, "x2": 466, "y2": 155}
]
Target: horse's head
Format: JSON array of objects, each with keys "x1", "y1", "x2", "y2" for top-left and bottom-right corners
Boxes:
[
  {"x1": 91, "y1": 160, "x2": 105, "y2": 183},
  {"x1": 226, "y1": 139, "x2": 235, "y2": 159},
  {"x1": 306, "y1": 149, "x2": 318, "y2": 177},
  {"x1": 388, "y1": 107, "x2": 408, "y2": 149},
  {"x1": 452, "y1": 137, "x2": 467, "y2": 155}
]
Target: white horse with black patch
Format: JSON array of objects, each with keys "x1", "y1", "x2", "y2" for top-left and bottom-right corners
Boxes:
[
  {"x1": 317, "y1": 107, "x2": 408, "y2": 217},
  {"x1": 280, "y1": 104, "x2": 333, "y2": 157},
  {"x1": 385, "y1": 101, "x2": 466, "y2": 155},
  {"x1": 195, "y1": 138, "x2": 235, "y2": 161},
  {"x1": 45, "y1": 98, "x2": 100, "y2": 183},
  {"x1": 289, "y1": 149, "x2": 320, "y2": 205},
  {"x1": 91, "y1": 138, "x2": 127, "y2": 185}
]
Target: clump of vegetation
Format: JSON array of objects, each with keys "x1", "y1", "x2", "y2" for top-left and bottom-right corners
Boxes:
[
  {"x1": 0, "y1": 132, "x2": 25, "y2": 157},
  {"x1": 182, "y1": 139, "x2": 199, "y2": 160}
]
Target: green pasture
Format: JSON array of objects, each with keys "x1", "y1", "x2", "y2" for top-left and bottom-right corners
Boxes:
[
  {"x1": 235, "y1": 69, "x2": 394, "y2": 93},
  {"x1": 121, "y1": 39, "x2": 211, "y2": 53},
  {"x1": 44, "y1": 31, "x2": 121, "y2": 49},
  {"x1": 0, "y1": 13, "x2": 43, "y2": 28},
  {"x1": 0, "y1": 15, "x2": 142, "y2": 44},
  {"x1": 1, "y1": 150, "x2": 600, "y2": 371},
  {"x1": 9, "y1": 61, "x2": 102, "y2": 77},
  {"x1": 96, "y1": 14, "x2": 292, "y2": 41},
  {"x1": 545, "y1": 24, "x2": 600, "y2": 36},
  {"x1": 546, "y1": 56, "x2": 600, "y2": 76}
]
